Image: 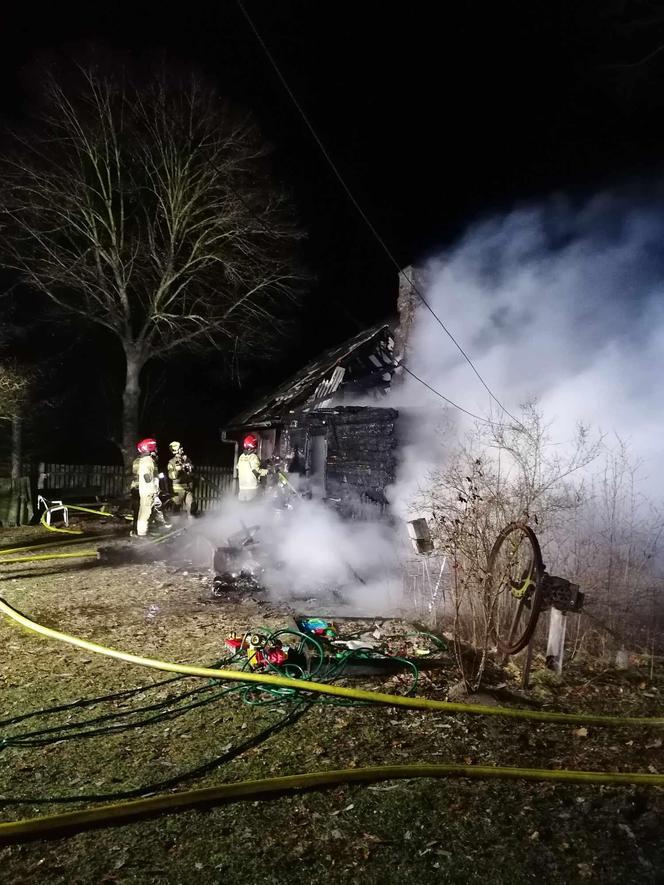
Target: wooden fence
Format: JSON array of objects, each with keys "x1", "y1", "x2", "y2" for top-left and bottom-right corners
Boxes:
[
  {"x1": 41, "y1": 464, "x2": 127, "y2": 498},
  {"x1": 40, "y1": 463, "x2": 235, "y2": 514},
  {"x1": 192, "y1": 466, "x2": 236, "y2": 513}
]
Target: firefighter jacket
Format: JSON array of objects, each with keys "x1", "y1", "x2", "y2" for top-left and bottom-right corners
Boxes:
[
  {"x1": 130, "y1": 456, "x2": 141, "y2": 491},
  {"x1": 168, "y1": 454, "x2": 193, "y2": 490},
  {"x1": 137, "y1": 454, "x2": 158, "y2": 496},
  {"x1": 237, "y1": 451, "x2": 267, "y2": 491}
]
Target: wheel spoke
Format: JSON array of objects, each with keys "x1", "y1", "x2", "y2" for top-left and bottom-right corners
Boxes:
[{"x1": 487, "y1": 522, "x2": 544, "y2": 655}]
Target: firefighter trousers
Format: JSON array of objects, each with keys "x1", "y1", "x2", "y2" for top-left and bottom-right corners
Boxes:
[
  {"x1": 172, "y1": 484, "x2": 193, "y2": 517},
  {"x1": 136, "y1": 492, "x2": 155, "y2": 537}
]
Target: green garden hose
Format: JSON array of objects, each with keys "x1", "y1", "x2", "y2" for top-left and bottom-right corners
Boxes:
[{"x1": 1, "y1": 597, "x2": 662, "y2": 727}]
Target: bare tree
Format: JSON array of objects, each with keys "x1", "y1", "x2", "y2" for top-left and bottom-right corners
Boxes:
[
  {"x1": 0, "y1": 61, "x2": 304, "y2": 466},
  {"x1": 0, "y1": 360, "x2": 29, "y2": 419},
  {"x1": 0, "y1": 358, "x2": 33, "y2": 481}
]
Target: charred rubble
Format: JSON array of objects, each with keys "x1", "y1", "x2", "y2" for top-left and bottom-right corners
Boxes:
[{"x1": 211, "y1": 269, "x2": 427, "y2": 598}]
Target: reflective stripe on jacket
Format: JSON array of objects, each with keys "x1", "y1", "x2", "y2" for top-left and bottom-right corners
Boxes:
[
  {"x1": 130, "y1": 456, "x2": 141, "y2": 491},
  {"x1": 137, "y1": 454, "x2": 157, "y2": 496},
  {"x1": 237, "y1": 452, "x2": 265, "y2": 491},
  {"x1": 168, "y1": 455, "x2": 193, "y2": 490}
]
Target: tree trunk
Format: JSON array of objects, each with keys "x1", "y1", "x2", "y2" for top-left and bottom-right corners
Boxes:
[
  {"x1": 11, "y1": 414, "x2": 22, "y2": 483},
  {"x1": 7, "y1": 413, "x2": 31, "y2": 526},
  {"x1": 122, "y1": 350, "x2": 143, "y2": 471}
]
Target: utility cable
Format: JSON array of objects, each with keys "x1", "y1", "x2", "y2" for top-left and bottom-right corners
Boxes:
[
  {"x1": 0, "y1": 702, "x2": 309, "y2": 807},
  {"x1": 0, "y1": 651, "x2": 244, "y2": 737},
  {"x1": 400, "y1": 364, "x2": 513, "y2": 428},
  {"x1": 603, "y1": 42, "x2": 664, "y2": 70},
  {"x1": 2, "y1": 597, "x2": 663, "y2": 727},
  {"x1": 1, "y1": 684, "x2": 233, "y2": 748},
  {"x1": 0, "y1": 675, "x2": 187, "y2": 729},
  {"x1": 236, "y1": 0, "x2": 523, "y2": 429}
]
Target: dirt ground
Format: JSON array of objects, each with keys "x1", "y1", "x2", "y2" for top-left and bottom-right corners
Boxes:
[{"x1": 0, "y1": 520, "x2": 663, "y2": 884}]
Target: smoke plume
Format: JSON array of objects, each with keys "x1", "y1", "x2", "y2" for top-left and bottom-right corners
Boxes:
[
  {"x1": 200, "y1": 190, "x2": 664, "y2": 615},
  {"x1": 205, "y1": 492, "x2": 408, "y2": 615},
  {"x1": 392, "y1": 191, "x2": 664, "y2": 511}
]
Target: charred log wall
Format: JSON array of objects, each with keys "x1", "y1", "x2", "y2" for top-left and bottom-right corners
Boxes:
[{"x1": 286, "y1": 406, "x2": 399, "y2": 520}]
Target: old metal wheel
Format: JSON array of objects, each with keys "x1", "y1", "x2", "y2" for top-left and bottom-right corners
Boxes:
[{"x1": 488, "y1": 522, "x2": 544, "y2": 656}]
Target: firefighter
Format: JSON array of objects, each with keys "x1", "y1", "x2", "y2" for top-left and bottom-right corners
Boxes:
[
  {"x1": 133, "y1": 438, "x2": 169, "y2": 537},
  {"x1": 129, "y1": 450, "x2": 142, "y2": 534},
  {"x1": 237, "y1": 433, "x2": 267, "y2": 502},
  {"x1": 167, "y1": 440, "x2": 195, "y2": 517}
]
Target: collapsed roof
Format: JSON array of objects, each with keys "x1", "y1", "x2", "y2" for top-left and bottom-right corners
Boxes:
[{"x1": 226, "y1": 323, "x2": 397, "y2": 429}]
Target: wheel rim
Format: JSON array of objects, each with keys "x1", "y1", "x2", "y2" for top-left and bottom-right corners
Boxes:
[{"x1": 488, "y1": 523, "x2": 544, "y2": 656}]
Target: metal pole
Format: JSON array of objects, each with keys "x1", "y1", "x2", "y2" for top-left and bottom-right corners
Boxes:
[{"x1": 546, "y1": 608, "x2": 567, "y2": 674}]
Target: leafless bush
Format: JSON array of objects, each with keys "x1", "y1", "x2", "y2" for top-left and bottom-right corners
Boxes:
[
  {"x1": 415, "y1": 403, "x2": 601, "y2": 685},
  {"x1": 415, "y1": 403, "x2": 664, "y2": 683},
  {"x1": 562, "y1": 440, "x2": 664, "y2": 661}
]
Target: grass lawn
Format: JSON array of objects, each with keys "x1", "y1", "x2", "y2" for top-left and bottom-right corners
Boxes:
[{"x1": 0, "y1": 523, "x2": 662, "y2": 883}]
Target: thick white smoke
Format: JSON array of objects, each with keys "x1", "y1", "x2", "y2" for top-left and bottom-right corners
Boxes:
[
  {"x1": 392, "y1": 191, "x2": 664, "y2": 511},
  {"x1": 204, "y1": 492, "x2": 409, "y2": 615},
  {"x1": 200, "y1": 191, "x2": 664, "y2": 615}
]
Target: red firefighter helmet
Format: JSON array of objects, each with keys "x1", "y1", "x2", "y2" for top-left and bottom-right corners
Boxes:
[
  {"x1": 243, "y1": 433, "x2": 258, "y2": 451},
  {"x1": 137, "y1": 437, "x2": 158, "y2": 455}
]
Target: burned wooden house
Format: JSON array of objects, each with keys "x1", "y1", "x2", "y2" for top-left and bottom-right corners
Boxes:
[{"x1": 223, "y1": 323, "x2": 401, "y2": 519}]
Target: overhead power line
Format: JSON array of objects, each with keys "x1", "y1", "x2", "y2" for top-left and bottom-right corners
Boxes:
[
  {"x1": 602, "y1": 42, "x2": 664, "y2": 70},
  {"x1": 400, "y1": 365, "x2": 513, "y2": 428},
  {"x1": 236, "y1": 0, "x2": 523, "y2": 428}
]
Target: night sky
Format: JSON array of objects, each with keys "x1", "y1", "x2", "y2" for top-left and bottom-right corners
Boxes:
[{"x1": 1, "y1": 1, "x2": 664, "y2": 461}]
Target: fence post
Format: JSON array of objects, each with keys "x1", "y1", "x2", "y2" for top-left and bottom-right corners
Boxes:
[{"x1": 546, "y1": 608, "x2": 567, "y2": 674}]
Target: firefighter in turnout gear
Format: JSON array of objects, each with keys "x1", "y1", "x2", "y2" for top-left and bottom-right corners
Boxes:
[
  {"x1": 133, "y1": 438, "x2": 169, "y2": 537},
  {"x1": 167, "y1": 441, "x2": 195, "y2": 517},
  {"x1": 237, "y1": 433, "x2": 268, "y2": 502},
  {"x1": 130, "y1": 452, "x2": 142, "y2": 534}
]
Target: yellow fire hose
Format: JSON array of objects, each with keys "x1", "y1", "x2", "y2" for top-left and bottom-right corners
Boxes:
[
  {"x1": 0, "y1": 528, "x2": 182, "y2": 563},
  {"x1": 40, "y1": 504, "x2": 112, "y2": 535},
  {"x1": 40, "y1": 511, "x2": 82, "y2": 535},
  {"x1": 0, "y1": 534, "x2": 113, "y2": 557},
  {"x1": 1, "y1": 599, "x2": 664, "y2": 844},
  {"x1": 1, "y1": 598, "x2": 662, "y2": 728},
  {"x1": 0, "y1": 551, "x2": 99, "y2": 565},
  {"x1": 2, "y1": 762, "x2": 664, "y2": 845}
]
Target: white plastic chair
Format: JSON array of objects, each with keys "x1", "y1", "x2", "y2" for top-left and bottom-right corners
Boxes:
[{"x1": 37, "y1": 495, "x2": 69, "y2": 527}]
